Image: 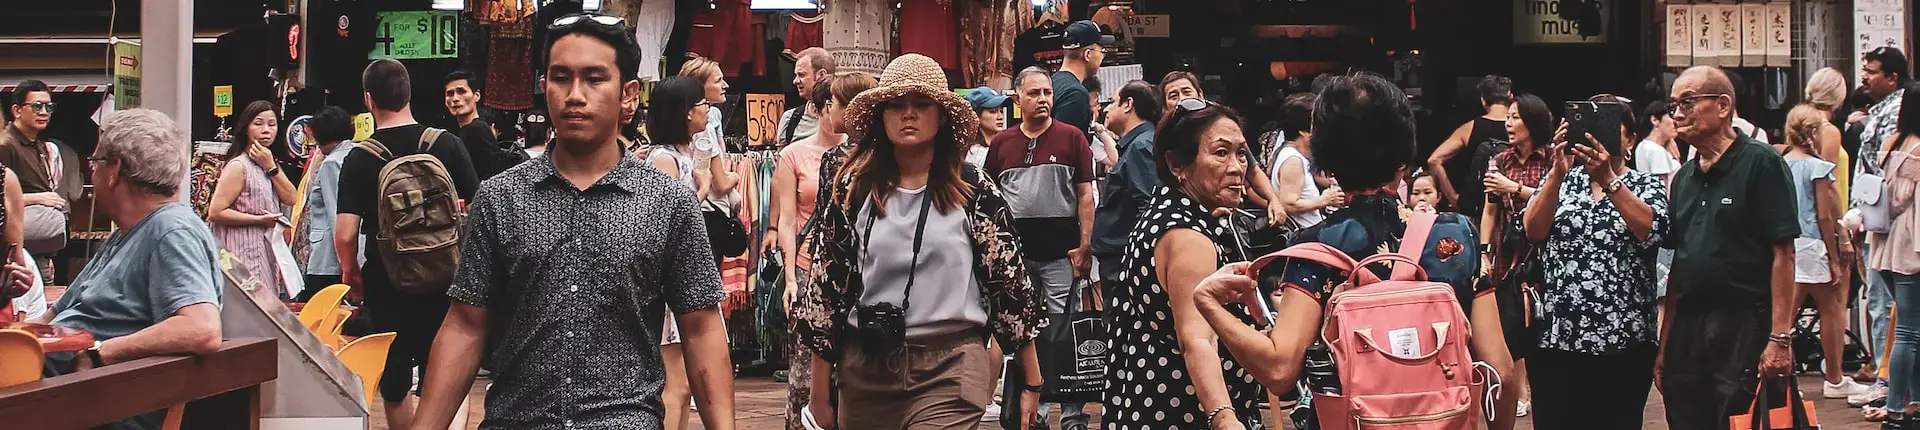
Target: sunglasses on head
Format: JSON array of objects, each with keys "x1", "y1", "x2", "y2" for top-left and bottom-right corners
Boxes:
[{"x1": 549, "y1": 13, "x2": 626, "y2": 30}]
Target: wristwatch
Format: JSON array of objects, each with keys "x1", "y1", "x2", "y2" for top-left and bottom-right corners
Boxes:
[
  {"x1": 1601, "y1": 177, "x2": 1624, "y2": 194},
  {"x1": 71, "y1": 340, "x2": 103, "y2": 372}
]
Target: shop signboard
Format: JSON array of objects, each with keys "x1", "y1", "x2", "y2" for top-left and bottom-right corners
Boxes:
[
  {"x1": 1125, "y1": 14, "x2": 1169, "y2": 39},
  {"x1": 113, "y1": 40, "x2": 140, "y2": 108},
  {"x1": 1741, "y1": 4, "x2": 1765, "y2": 66},
  {"x1": 1666, "y1": 4, "x2": 1690, "y2": 67},
  {"x1": 1715, "y1": 4, "x2": 1741, "y2": 67},
  {"x1": 745, "y1": 93, "x2": 785, "y2": 148},
  {"x1": 213, "y1": 85, "x2": 234, "y2": 118},
  {"x1": 1694, "y1": 4, "x2": 1718, "y2": 65},
  {"x1": 1513, "y1": 0, "x2": 1609, "y2": 44},
  {"x1": 1765, "y1": 2, "x2": 1790, "y2": 67},
  {"x1": 369, "y1": 11, "x2": 459, "y2": 60},
  {"x1": 1856, "y1": 0, "x2": 1907, "y2": 83}
]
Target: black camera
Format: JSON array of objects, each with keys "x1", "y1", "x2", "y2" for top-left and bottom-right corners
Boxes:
[{"x1": 857, "y1": 302, "x2": 908, "y2": 351}]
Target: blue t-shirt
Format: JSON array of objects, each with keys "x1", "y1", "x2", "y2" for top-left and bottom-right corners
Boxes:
[
  {"x1": 1785, "y1": 156, "x2": 1837, "y2": 241},
  {"x1": 51, "y1": 202, "x2": 223, "y2": 340},
  {"x1": 1271, "y1": 193, "x2": 1489, "y2": 307}
]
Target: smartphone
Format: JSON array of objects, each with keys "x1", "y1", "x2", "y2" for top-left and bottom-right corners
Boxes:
[{"x1": 1563, "y1": 101, "x2": 1625, "y2": 155}]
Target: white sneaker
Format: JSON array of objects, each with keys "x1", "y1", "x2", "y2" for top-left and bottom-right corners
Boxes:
[
  {"x1": 982, "y1": 403, "x2": 1002, "y2": 422},
  {"x1": 1516, "y1": 400, "x2": 1530, "y2": 417},
  {"x1": 1827, "y1": 378, "x2": 1872, "y2": 399},
  {"x1": 1852, "y1": 381, "x2": 1891, "y2": 407}
]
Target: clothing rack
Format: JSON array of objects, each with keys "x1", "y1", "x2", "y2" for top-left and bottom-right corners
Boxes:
[{"x1": 719, "y1": 148, "x2": 786, "y2": 369}]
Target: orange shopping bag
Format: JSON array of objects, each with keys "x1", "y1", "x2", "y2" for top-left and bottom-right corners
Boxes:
[{"x1": 1728, "y1": 378, "x2": 1820, "y2": 430}]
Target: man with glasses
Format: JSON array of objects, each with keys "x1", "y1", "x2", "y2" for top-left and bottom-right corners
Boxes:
[
  {"x1": 1, "y1": 79, "x2": 69, "y2": 283},
  {"x1": 988, "y1": 66, "x2": 1097, "y2": 430},
  {"x1": 1659, "y1": 66, "x2": 1802, "y2": 429},
  {"x1": 408, "y1": 13, "x2": 735, "y2": 430}
]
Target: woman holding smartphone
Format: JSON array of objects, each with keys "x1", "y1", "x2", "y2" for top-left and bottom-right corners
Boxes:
[
  {"x1": 209, "y1": 100, "x2": 299, "y2": 299},
  {"x1": 1519, "y1": 95, "x2": 1668, "y2": 426}
]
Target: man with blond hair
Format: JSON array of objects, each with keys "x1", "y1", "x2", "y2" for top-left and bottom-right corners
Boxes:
[{"x1": 778, "y1": 47, "x2": 837, "y2": 147}]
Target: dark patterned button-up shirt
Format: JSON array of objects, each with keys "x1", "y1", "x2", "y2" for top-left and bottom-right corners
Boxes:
[
  {"x1": 1537, "y1": 166, "x2": 1668, "y2": 355},
  {"x1": 450, "y1": 154, "x2": 725, "y2": 429},
  {"x1": 793, "y1": 147, "x2": 1046, "y2": 360}
]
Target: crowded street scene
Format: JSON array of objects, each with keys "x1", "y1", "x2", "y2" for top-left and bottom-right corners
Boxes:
[{"x1": 1, "y1": 0, "x2": 1919, "y2": 429}]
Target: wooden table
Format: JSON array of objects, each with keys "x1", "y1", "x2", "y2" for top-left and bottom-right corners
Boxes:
[{"x1": 2, "y1": 322, "x2": 93, "y2": 353}]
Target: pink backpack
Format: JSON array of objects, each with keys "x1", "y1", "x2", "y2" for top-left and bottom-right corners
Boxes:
[{"x1": 1256, "y1": 212, "x2": 1493, "y2": 430}]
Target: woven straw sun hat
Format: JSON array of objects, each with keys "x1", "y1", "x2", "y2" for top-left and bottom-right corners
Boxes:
[{"x1": 841, "y1": 54, "x2": 981, "y2": 150}]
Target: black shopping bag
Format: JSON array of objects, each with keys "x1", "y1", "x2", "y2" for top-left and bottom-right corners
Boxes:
[{"x1": 1039, "y1": 280, "x2": 1109, "y2": 404}]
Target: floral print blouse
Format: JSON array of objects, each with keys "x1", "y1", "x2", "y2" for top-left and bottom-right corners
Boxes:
[
  {"x1": 1536, "y1": 166, "x2": 1669, "y2": 355},
  {"x1": 793, "y1": 147, "x2": 1047, "y2": 360}
]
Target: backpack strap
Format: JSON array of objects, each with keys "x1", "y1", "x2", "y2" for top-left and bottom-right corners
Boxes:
[
  {"x1": 419, "y1": 128, "x2": 446, "y2": 153},
  {"x1": 779, "y1": 107, "x2": 806, "y2": 147},
  {"x1": 1392, "y1": 211, "x2": 1438, "y2": 280},
  {"x1": 354, "y1": 138, "x2": 395, "y2": 162}
]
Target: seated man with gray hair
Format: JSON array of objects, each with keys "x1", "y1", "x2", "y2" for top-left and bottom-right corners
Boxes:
[{"x1": 10, "y1": 108, "x2": 222, "y2": 430}]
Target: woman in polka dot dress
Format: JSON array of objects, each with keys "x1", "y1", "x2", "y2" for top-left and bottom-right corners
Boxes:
[{"x1": 1105, "y1": 98, "x2": 1268, "y2": 430}]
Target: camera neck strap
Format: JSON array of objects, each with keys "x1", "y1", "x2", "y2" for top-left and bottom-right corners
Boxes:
[{"x1": 860, "y1": 192, "x2": 937, "y2": 311}]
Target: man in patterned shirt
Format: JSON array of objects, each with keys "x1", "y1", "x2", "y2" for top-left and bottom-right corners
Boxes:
[
  {"x1": 409, "y1": 13, "x2": 736, "y2": 430},
  {"x1": 1849, "y1": 46, "x2": 1908, "y2": 408}
]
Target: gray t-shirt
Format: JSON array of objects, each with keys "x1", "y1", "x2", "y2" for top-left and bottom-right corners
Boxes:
[
  {"x1": 853, "y1": 186, "x2": 988, "y2": 339},
  {"x1": 51, "y1": 202, "x2": 222, "y2": 340}
]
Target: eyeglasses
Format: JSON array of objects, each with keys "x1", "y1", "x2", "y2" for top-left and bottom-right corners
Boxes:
[
  {"x1": 86, "y1": 155, "x2": 110, "y2": 166},
  {"x1": 549, "y1": 13, "x2": 626, "y2": 30},
  {"x1": 1664, "y1": 94, "x2": 1727, "y2": 116},
  {"x1": 18, "y1": 101, "x2": 54, "y2": 115}
]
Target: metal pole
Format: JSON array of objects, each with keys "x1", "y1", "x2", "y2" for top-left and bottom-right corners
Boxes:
[{"x1": 141, "y1": 0, "x2": 193, "y2": 201}]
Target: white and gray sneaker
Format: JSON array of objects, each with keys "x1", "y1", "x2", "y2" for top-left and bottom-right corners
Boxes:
[
  {"x1": 1828, "y1": 378, "x2": 1872, "y2": 399},
  {"x1": 1852, "y1": 380, "x2": 1891, "y2": 407},
  {"x1": 982, "y1": 403, "x2": 1002, "y2": 422}
]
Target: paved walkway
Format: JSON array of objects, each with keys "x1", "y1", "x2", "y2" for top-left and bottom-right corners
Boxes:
[{"x1": 375, "y1": 375, "x2": 1877, "y2": 429}]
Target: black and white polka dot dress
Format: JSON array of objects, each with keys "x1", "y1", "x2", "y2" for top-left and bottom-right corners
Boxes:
[{"x1": 1104, "y1": 187, "x2": 1267, "y2": 429}]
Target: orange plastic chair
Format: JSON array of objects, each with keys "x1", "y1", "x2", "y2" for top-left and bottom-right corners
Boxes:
[
  {"x1": 336, "y1": 332, "x2": 396, "y2": 406},
  {"x1": 297, "y1": 284, "x2": 350, "y2": 332},
  {"x1": 0, "y1": 329, "x2": 43, "y2": 387}
]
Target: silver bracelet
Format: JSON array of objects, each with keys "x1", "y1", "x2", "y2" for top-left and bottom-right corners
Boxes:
[{"x1": 1205, "y1": 405, "x2": 1233, "y2": 426}]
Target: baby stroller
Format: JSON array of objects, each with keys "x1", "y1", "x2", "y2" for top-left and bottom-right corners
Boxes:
[{"x1": 1793, "y1": 298, "x2": 1873, "y2": 374}]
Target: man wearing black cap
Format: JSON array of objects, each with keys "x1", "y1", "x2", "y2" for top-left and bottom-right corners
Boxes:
[{"x1": 1052, "y1": 20, "x2": 1111, "y2": 135}]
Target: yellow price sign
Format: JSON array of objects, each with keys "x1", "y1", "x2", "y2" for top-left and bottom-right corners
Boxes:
[
  {"x1": 212, "y1": 85, "x2": 234, "y2": 117},
  {"x1": 745, "y1": 93, "x2": 785, "y2": 148},
  {"x1": 352, "y1": 113, "x2": 375, "y2": 142}
]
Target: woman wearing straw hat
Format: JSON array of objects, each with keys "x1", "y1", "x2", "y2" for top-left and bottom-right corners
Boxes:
[{"x1": 791, "y1": 53, "x2": 1047, "y2": 429}]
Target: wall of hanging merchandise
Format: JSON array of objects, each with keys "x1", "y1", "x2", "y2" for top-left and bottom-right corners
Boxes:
[{"x1": 714, "y1": 148, "x2": 786, "y2": 363}]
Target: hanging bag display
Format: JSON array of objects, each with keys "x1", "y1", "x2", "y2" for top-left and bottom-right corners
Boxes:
[
  {"x1": 1039, "y1": 279, "x2": 1109, "y2": 404},
  {"x1": 1729, "y1": 378, "x2": 1820, "y2": 430}
]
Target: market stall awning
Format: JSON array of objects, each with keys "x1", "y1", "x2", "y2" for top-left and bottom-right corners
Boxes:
[{"x1": 0, "y1": 71, "x2": 111, "y2": 93}]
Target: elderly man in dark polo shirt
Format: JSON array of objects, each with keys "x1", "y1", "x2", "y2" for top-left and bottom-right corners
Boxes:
[{"x1": 1659, "y1": 66, "x2": 1801, "y2": 430}]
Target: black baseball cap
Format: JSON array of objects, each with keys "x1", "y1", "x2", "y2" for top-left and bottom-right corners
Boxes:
[{"x1": 1061, "y1": 20, "x2": 1114, "y2": 50}]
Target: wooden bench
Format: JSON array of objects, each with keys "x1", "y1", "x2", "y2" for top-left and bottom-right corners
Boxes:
[{"x1": 0, "y1": 338, "x2": 277, "y2": 429}]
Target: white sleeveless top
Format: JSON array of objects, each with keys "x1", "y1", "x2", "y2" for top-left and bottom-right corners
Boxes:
[{"x1": 1271, "y1": 145, "x2": 1325, "y2": 227}]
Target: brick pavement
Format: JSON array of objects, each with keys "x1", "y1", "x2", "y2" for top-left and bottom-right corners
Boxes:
[{"x1": 375, "y1": 374, "x2": 1876, "y2": 429}]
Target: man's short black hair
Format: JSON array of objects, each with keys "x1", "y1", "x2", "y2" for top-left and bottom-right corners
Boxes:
[
  {"x1": 444, "y1": 70, "x2": 477, "y2": 89},
  {"x1": 1866, "y1": 47, "x2": 1912, "y2": 85},
  {"x1": 1085, "y1": 76, "x2": 1103, "y2": 99},
  {"x1": 5, "y1": 79, "x2": 49, "y2": 122},
  {"x1": 1116, "y1": 80, "x2": 1161, "y2": 123},
  {"x1": 545, "y1": 15, "x2": 642, "y2": 82},
  {"x1": 362, "y1": 59, "x2": 412, "y2": 112},
  {"x1": 1279, "y1": 92, "x2": 1316, "y2": 142},
  {"x1": 1476, "y1": 75, "x2": 1513, "y2": 105},
  {"x1": 310, "y1": 106, "x2": 356, "y2": 144},
  {"x1": 1310, "y1": 72, "x2": 1417, "y2": 190}
]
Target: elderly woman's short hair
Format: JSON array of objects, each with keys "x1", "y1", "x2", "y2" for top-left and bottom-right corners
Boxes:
[
  {"x1": 1154, "y1": 100, "x2": 1244, "y2": 185},
  {"x1": 98, "y1": 109, "x2": 188, "y2": 195}
]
